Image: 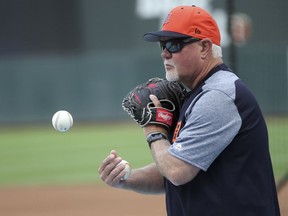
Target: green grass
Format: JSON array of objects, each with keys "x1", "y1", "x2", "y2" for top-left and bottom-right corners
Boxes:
[
  {"x1": 266, "y1": 117, "x2": 288, "y2": 181},
  {"x1": 0, "y1": 117, "x2": 287, "y2": 186},
  {"x1": 0, "y1": 122, "x2": 153, "y2": 186}
]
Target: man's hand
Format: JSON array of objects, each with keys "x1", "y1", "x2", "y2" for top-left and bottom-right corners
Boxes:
[
  {"x1": 143, "y1": 95, "x2": 169, "y2": 137},
  {"x1": 98, "y1": 150, "x2": 129, "y2": 187},
  {"x1": 122, "y1": 77, "x2": 187, "y2": 131}
]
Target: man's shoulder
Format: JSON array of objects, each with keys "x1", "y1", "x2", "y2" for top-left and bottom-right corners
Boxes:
[{"x1": 203, "y1": 70, "x2": 239, "y2": 100}]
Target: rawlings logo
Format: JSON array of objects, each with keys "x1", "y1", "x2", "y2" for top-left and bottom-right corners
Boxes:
[
  {"x1": 156, "y1": 109, "x2": 173, "y2": 126},
  {"x1": 158, "y1": 112, "x2": 172, "y2": 122}
]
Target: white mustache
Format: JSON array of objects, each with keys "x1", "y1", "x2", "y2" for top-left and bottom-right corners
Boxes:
[{"x1": 164, "y1": 61, "x2": 175, "y2": 67}]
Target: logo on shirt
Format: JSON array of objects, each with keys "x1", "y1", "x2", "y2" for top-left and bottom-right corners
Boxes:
[
  {"x1": 172, "y1": 121, "x2": 182, "y2": 142},
  {"x1": 174, "y1": 143, "x2": 182, "y2": 151}
]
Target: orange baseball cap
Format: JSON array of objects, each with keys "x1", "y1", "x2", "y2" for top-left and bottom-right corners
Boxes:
[{"x1": 143, "y1": 5, "x2": 221, "y2": 46}]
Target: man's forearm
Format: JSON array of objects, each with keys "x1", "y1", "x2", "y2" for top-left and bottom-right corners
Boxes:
[{"x1": 119, "y1": 163, "x2": 165, "y2": 194}]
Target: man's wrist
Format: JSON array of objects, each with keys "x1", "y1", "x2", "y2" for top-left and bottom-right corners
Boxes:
[
  {"x1": 143, "y1": 124, "x2": 168, "y2": 136},
  {"x1": 146, "y1": 132, "x2": 168, "y2": 148}
]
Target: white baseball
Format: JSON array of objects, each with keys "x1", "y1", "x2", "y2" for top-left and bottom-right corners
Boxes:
[
  {"x1": 52, "y1": 110, "x2": 73, "y2": 132},
  {"x1": 117, "y1": 160, "x2": 131, "y2": 180}
]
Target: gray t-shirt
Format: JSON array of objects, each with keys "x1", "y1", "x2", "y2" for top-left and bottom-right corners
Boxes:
[{"x1": 168, "y1": 70, "x2": 242, "y2": 171}]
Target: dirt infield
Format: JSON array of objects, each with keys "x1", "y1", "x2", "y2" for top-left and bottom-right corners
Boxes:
[
  {"x1": 0, "y1": 184, "x2": 165, "y2": 216},
  {"x1": 0, "y1": 183, "x2": 287, "y2": 216}
]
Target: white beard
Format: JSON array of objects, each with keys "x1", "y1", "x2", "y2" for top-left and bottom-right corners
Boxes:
[{"x1": 166, "y1": 71, "x2": 179, "y2": 82}]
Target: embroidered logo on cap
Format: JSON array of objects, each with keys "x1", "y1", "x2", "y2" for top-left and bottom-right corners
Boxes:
[
  {"x1": 163, "y1": 13, "x2": 172, "y2": 26},
  {"x1": 194, "y1": 28, "x2": 201, "y2": 34}
]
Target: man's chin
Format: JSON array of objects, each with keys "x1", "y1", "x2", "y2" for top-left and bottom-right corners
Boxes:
[{"x1": 166, "y1": 73, "x2": 179, "y2": 82}]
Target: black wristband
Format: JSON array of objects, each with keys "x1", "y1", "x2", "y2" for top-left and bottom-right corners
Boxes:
[{"x1": 146, "y1": 132, "x2": 168, "y2": 148}]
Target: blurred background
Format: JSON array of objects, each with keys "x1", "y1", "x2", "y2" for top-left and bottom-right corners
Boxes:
[
  {"x1": 0, "y1": 0, "x2": 287, "y2": 215},
  {"x1": 0, "y1": 0, "x2": 287, "y2": 122}
]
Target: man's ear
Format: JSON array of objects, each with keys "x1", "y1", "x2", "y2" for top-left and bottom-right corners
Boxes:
[{"x1": 200, "y1": 39, "x2": 213, "y2": 59}]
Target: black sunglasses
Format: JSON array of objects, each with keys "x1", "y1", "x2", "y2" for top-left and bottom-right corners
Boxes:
[{"x1": 160, "y1": 37, "x2": 201, "y2": 53}]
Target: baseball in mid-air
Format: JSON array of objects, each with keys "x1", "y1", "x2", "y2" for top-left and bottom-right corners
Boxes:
[
  {"x1": 52, "y1": 110, "x2": 73, "y2": 132},
  {"x1": 117, "y1": 160, "x2": 131, "y2": 180}
]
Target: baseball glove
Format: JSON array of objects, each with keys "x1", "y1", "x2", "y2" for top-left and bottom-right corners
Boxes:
[{"x1": 122, "y1": 77, "x2": 187, "y2": 131}]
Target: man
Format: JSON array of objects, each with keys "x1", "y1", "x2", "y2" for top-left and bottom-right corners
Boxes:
[{"x1": 98, "y1": 5, "x2": 280, "y2": 216}]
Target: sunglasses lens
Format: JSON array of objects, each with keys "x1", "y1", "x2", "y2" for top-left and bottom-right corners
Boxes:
[
  {"x1": 160, "y1": 38, "x2": 200, "y2": 53},
  {"x1": 166, "y1": 41, "x2": 181, "y2": 53},
  {"x1": 161, "y1": 41, "x2": 181, "y2": 53},
  {"x1": 160, "y1": 42, "x2": 165, "y2": 51}
]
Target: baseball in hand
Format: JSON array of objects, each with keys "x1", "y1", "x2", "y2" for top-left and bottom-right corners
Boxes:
[
  {"x1": 52, "y1": 110, "x2": 73, "y2": 132},
  {"x1": 117, "y1": 160, "x2": 131, "y2": 180}
]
